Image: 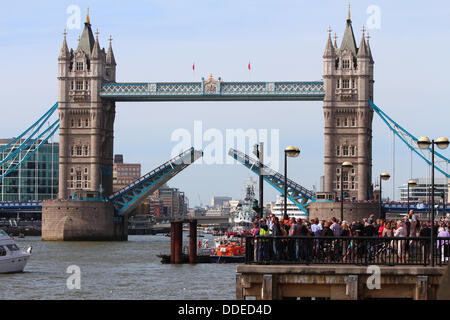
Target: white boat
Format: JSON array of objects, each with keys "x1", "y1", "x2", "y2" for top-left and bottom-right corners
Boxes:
[
  {"x1": 0, "y1": 229, "x2": 31, "y2": 273},
  {"x1": 270, "y1": 195, "x2": 309, "y2": 220}
]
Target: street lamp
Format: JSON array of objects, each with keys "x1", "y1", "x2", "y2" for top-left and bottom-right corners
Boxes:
[
  {"x1": 417, "y1": 136, "x2": 449, "y2": 266},
  {"x1": 407, "y1": 179, "x2": 417, "y2": 214},
  {"x1": 284, "y1": 146, "x2": 300, "y2": 220},
  {"x1": 254, "y1": 143, "x2": 264, "y2": 218},
  {"x1": 442, "y1": 192, "x2": 447, "y2": 218},
  {"x1": 340, "y1": 161, "x2": 353, "y2": 222},
  {"x1": 379, "y1": 172, "x2": 390, "y2": 219}
]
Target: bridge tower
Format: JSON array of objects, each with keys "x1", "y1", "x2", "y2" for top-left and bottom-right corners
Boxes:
[
  {"x1": 57, "y1": 12, "x2": 116, "y2": 200},
  {"x1": 42, "y1": 11, "x2": 125, "y2": 240},
  {"x1": 323, "y1": 11, "x2": 374, "y2": 202}
]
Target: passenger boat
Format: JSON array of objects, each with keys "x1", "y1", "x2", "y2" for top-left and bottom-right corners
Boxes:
[{"x1": 0, "y1": 229, "x2": 32, "y2": 273}]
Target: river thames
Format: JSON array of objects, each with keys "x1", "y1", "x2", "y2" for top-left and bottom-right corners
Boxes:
[{"x1": 0, "y1": 234, "x2": 236, "y2": 300}]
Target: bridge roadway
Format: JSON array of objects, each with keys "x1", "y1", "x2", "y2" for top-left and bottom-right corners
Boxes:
[
  {"x1": 99, "y1": 81, "x2": 325, "y2": 102},
  {"x1": 155, "y1": 215, "x2": 230, "y2": 226},
  {"x1": 2, "y1": 201, "x2": 448, "y2": 220}
]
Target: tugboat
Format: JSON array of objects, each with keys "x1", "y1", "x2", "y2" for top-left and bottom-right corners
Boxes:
[{"x1": 0, "y1": 229, "x2": 32, "y2": 273}]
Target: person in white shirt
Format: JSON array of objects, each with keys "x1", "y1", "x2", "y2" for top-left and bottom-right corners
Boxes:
[{"x1": 311, "y1": 218, "x2": 322, "y2": 237}]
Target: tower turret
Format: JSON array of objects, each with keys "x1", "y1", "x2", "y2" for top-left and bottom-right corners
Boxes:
[{"x1": 105, "y1": 36, "x2": 117, "y2": 82}]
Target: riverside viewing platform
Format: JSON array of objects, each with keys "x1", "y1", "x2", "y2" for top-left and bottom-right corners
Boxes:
[{"x1": 236, "y1": 236, "x2": 450, "y2": 300}]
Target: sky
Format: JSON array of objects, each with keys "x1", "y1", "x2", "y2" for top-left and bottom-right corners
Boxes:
[{"x1": 0, "y1": 0, "x2": 449, "y2": 206}]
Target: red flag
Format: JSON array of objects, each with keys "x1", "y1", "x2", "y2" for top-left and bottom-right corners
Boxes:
[
  {"x1": 248, "y1": 61, "x2": 251, "y2": 70},
  {"x1": 192, "y1": 63, "x2": 195, "y2": 71}
]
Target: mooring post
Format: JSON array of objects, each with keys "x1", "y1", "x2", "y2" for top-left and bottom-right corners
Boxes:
[
  {"x1": 174, "y1": 221, "x2": 183, "y2": 264},
  {"x1": 170, "y1": 221, "x2": 176, "y2": 263},
  {"x1": 189, "y1": 219, "x2": 197, "y2": 264}
]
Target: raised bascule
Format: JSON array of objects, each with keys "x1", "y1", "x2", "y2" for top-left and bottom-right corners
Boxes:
[{"x1": 0, "y1": 8, "x2": 448, "y2": 240}]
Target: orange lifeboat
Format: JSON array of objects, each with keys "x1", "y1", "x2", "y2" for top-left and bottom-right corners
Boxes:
[{"x1": 216, "y1": 241, "x2": 246, "y2": 256}]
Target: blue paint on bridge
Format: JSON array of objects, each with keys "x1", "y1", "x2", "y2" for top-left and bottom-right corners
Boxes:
[
  {"x1": 228, "y1": 148, "x2": 316, "y2": 214},
  {"x1": 108, "y1": 147, "x2": 203, "y2": 216}
]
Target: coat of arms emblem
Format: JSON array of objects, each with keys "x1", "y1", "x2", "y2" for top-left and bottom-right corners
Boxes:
[{"x1": 203, "y1": 74, "x2": 218, "y2": 94}]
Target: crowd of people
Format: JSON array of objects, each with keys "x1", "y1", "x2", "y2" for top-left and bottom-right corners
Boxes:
[{"x1": 248, "y1": 210, "x2": 450, "y2": 264}]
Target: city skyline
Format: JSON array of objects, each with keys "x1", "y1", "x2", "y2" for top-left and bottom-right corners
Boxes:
[{"x1": 0, "y1": 1, "x2": 449, "y2": 205}]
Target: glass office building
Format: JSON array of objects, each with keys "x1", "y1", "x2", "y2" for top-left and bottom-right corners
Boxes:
[{"x1": 0, "y1": 139, "x2": 58, "y2": 201}]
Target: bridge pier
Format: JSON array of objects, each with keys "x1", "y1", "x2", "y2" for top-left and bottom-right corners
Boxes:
[{"x1": 42, "y1": 200, "x2": 127, "y2": 241}]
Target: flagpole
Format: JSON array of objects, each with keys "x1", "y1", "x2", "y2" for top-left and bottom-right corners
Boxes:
[
  {"x1": 248, "y1": 61, "x2": 251, "y2": 81},
  {"x1": 192, "y1": 62, "x2": 195, "y2": 82}
]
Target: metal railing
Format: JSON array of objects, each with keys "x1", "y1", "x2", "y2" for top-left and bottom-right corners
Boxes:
[{"x1": 245, "y1": 236, "x2": 450, "y2": 266}]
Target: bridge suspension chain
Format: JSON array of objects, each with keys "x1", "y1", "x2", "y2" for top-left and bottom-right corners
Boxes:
[
  {"x1": 369, "y1": 100, "x2": 449, "y2": 179},
  {"x1": 0, "y1": 103, "x2": 59, "y2": 180}
]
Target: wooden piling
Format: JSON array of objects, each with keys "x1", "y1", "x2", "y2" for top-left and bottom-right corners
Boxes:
[{"x1": 189, "y1": 220, "x2": 197, "y2": 264}]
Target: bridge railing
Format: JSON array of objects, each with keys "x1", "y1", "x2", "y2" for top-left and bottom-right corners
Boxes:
[
  {"x1": 245, "y1": 236, "x2": 450, "y2": 266},
  {"x1": 108, "y1": 147, "x2": 198, "y2": 202},
  {"x1": 228, "y1": 148, "x2": 315, "y2": 200}
]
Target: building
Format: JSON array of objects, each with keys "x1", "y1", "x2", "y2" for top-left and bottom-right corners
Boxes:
[
  {"x1": 211, "y1": 196, "x2": 232, "y2": 208},
  {"x1": 148, "y1": 195, "x2": 164, "y2": 217},
  {"x1": 155, "y1": 184, "x2": 188, "y2": 218},
  {"x1": 57, "y1": 13, "x2": 117, "y2": 200},
  {"x1": 0, "y1": 139, "x2": 58, "y2": 201},
  {"x1": 322, "y1": 11, "x2": 374, "y2": 202},
  {"x1": 112, "y1": 154, "x2": 141, "y2": 192},
  {"x1": 399, "y1": 178, "x2": 448, "y2": 203}
]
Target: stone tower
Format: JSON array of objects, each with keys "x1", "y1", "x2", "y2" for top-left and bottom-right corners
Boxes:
[
  {"x1": 323, "y1": 12, "x2": 374, "y2": 201},
  {"x1": 43, "y1": 12, "x2": 125, "y2": 241},
  {"x1": 57, "y1": 12, "x2": 116, "y2": 200}
]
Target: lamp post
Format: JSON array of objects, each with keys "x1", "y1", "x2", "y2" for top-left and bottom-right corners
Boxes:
[
  {"x1": 442, "y1": 191, "x2": 446, "y2": 218},
  {"x1": 340, "y1": 161, "x2": 353, "y2": 222},
  {"x1": 417, "y1": 136, "x2": 449, "y2": 267},
  {"x1": 284, "y1": 146, "x2": 300, "y2": 220},
  {"x1": 254, "y1": 143, "x2": 264, "y2": 218},
  {"x1": 407, "y1": 179, "x2": 417, "y2": 214},
  {"x1": 379, "y1": 172, "x2": 390, "y2": 219}
]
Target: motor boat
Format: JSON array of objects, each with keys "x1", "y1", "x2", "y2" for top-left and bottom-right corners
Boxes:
[{"x1": 0, "y1": 229, "x2": 31, "y2": 273}]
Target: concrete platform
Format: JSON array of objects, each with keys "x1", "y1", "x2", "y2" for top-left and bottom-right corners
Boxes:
[{"x1": 236, "y1": 264, "x2": 446, "y2": 300}]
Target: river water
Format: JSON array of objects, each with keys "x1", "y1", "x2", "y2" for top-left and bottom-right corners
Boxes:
[{"x1": 0, "y1": 234, "x2": 237, "y2": 300}]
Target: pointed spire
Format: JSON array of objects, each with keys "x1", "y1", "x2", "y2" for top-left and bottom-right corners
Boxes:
[
  {"x1": 366, "y1": 32, "x2": 374, "y2": 63},
  {"x1": 323, "y1": 26, "x2": 336, "y2": 58},
  {"x1": 77, "y1": 8, "x2": 95, "y2": 57},
  {"x1": 348, "y1": 3, "x2": 351, "y2": 21},
  {"x1": 91, "y1": 28, "x2": 101, "y2": 60},
  {"x1": 357, "y1": 26, "x2": 369, "y2": 58},
  {"x1": 106, "y1": 35, "x2": 116, "y2": 65},
  {"x1": 86, "y1": 7, "x2": 90, "y2": 25},
  {"x1": 59, "y1": 29, "x2": 69, "y2": 59},
  {"x1": 340, "y1": 7, "x2": 357, "y2": 56}
]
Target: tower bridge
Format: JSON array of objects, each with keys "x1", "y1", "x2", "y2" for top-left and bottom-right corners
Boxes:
[
  {"x1": 0, "y1": 8, "x2": 448, "y2": 240},
  {"x1": 45, "y1": 9, "x2": 376, "y2": 240}
]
